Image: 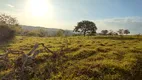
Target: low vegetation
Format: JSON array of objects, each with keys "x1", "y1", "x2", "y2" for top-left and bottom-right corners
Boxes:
[
  {"x1": 0, "y1": 14, "x2": 21, "y2": 42},
  {"x1": 0, "y1": 36, "x2": 142, "y2": 80},
  {"x1": 0, "y1": 24, "x2": 15, "y2": 42}
]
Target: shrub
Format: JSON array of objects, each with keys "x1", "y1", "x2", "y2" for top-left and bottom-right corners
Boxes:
[
  {"x1": 0, "y1": 13, "x2": 20, "y2": 42},
  {"x1": 0, "y1": 24, "x2": 15, "y2": 42}
]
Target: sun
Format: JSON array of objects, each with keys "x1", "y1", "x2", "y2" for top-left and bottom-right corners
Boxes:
[{"x1": 27, "y1": 0, "x2": 52, "y2": 17}]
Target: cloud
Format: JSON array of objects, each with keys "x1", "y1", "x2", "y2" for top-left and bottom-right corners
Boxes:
[
  {"x1": 6, "y1": 4, "x2": 14, "y2": 8},
  {"x1": 95, "y1": 17, "x2": 142, "y2": 34}
]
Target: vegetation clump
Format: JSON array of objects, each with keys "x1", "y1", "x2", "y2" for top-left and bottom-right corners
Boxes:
[
  {"x1": 0, "y1": 24, "x2": 15, "y2": 42},
  {"x1": 0, "y1": 14, "x2": 21, "y2": 42}
]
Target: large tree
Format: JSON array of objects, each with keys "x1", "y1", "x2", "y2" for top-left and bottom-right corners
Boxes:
[{"x1": 73, "y1": 20, "x2": 97, "y2": 36}]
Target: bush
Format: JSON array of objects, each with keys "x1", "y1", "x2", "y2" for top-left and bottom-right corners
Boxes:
[{"x1": 0, "y1": 24, "x2": 15, "y2": 42}]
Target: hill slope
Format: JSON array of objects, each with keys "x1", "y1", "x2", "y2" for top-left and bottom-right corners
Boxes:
[{"x1": 21, "y1": 25, "x2": 73, "y2": 36}]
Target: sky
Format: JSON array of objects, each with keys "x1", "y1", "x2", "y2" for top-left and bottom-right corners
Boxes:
[{"x1": 0, "y1": 0, "x2": 142, "y2": 34}]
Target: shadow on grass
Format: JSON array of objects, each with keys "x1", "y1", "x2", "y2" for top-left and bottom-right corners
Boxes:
[{"x1": 0, "y1": 39, "x2": 15, "y2": 54}]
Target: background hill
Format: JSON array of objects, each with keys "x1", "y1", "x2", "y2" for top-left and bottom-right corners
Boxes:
[{"x1": 21, "y1": 25, "x2": 73, "y2": 36}]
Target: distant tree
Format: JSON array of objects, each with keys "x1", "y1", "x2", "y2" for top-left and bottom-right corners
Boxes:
[
  {"x1": 113, "y1": 32, "x2": 118, "y2": 35},
  {"x1": 108, "y1": 30, "x2": 114, "y2": 35},
  {"x1": 118, "y1": 29, "x2": 124, "y2": 35},
  {"x1": 56, "y1": 29, "x2": 65, "y2": 37},
  {"x1": 107, "y1": 30, "x2": 118, "y2": 36},
  {"x1": 124, "y1": 29, "x2": 130, "y2": 35},
  {"x1": 101, "y1": 30, "x2": 108, "y2": 35},
  {"x1": 73, "y1": 20, "x2": 97, "y2": 36}
]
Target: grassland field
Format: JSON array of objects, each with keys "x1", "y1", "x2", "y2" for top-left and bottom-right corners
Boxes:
[{"x1": 0, "y1": 36, "x2": 142, "y2": 80}]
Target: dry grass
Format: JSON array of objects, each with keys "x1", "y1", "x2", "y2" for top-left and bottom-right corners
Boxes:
[{"x1": 0, "y1": 36, "x2": 142, "y2": 80}]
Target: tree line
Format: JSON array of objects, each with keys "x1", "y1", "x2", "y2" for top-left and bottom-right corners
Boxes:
[
  {"x1": 100, "y1": 29, "x2": 130, "y2": 35},
  {"x1": 73, "y1": 20, "x2": 130, "y2": 36}
]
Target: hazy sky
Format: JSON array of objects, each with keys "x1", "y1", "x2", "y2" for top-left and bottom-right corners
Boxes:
[{"x1": 0, "y1": 0, "x2": 142, "y2": 34}]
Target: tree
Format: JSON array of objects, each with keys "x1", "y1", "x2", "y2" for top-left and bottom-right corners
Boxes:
[
  {"x1": 0, "y1": 14, "x2": 20, "y2": 32},
  {"x1": 73, "y1": 20, "x2": 97, "y2": 36},
  {"x1": 118, "y1": 29, "x2": 124, "y2": 35},
  {"x1": 124, "y1": 29, "x2": 130, "y2": 35},
  {"x1": 101, "y1": 30, "x2": 108, "y2": 35},
  {"x1": 0, "y1": 14, "x2": 19, "y2": 42},
  {"x1": 107, "y1": 30, "x2": 118, "y2": 36}
]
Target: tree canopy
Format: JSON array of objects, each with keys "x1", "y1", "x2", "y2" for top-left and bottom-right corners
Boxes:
[
  {"x1": 73, "y1": 20, "x2": 97, "y2": 36},
  {"x1": 0, "y1": 14, "x2": 18, "y2": 26}
]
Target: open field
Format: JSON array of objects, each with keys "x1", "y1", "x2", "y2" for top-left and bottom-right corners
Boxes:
[{"x1": 0, "y1": 36, "x2": 142, "y2": 80}]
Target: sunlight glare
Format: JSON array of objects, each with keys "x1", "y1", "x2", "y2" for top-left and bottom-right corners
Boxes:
[{"x1": 27, "y1": 0, "x2": 53, "y2": 18}]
